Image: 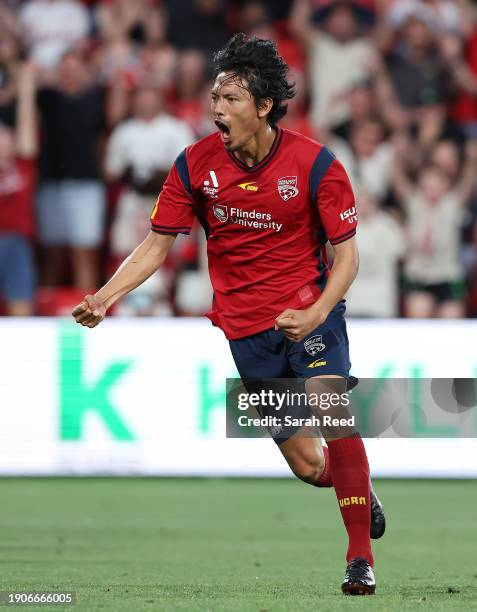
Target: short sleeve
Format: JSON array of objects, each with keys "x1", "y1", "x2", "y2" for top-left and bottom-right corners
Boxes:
[
  {"x1": 310, "y1": 147, "x2": 357, "y2": 246},
  {"x1": 150, "y1": 149, "x2": 195, "y2": 235}
]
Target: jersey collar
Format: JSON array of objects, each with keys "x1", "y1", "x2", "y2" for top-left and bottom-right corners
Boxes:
[{"x1": 227, "y1": 127, "x2": 283, "y2": 173}]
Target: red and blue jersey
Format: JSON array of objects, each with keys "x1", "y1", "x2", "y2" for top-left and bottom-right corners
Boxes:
[{"x1": 151, "y1": 128, "x2": 357, "y2": 340}]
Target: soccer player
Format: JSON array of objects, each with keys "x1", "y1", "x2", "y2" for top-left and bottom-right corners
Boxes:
[{"x1": 72, "y1": 34, "x2": 385, "y2": 595}]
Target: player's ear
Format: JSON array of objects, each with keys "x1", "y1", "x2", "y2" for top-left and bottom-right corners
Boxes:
[{"x1": 257, "y1": 97, "x2": 273, "y2": 119}]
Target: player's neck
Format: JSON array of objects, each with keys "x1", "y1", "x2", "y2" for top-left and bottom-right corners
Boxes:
[{"x1": 233, "y1": 124, "x2": 277, "y2": 168}]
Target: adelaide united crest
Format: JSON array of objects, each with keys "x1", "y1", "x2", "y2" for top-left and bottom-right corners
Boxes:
[{"x1": 277, "y1": 176, "x2": 299, "y2": 201}]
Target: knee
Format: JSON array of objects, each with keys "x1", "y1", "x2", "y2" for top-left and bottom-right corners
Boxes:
[{"x1": 291, "y1": 454, "x2": 325, "y2": 486}]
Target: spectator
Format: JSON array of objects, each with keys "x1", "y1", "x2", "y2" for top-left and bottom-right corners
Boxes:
[
  {"x1": 105, "y1": 84, "x2": 194, "y2": 316},
  {"x1": 381, "y1": 4, "x2": 477, "y2": 133},
  {"x1": 240, "y1": 0, "x2": 273, "y2": 34},
  {"x1": 93, "y1": 3, "x2": 141, "y2": 89},
  {"x1": 19, "y1": 0, "x2": 90, "y2": 71},
  {"x1": 174, "y1": 50, "x2": 208, "y2": 135},
  {"x1": 36, "y1": 52, "x2": 106, "y2": 289},
  {"x1": 1, "y1": 0, "x2": 475, "y2": 319},
  {"x1": 241, "y1": 1, "x2": 306, "y2": 72},
  {"x1": 443, "y1": 22, "x2": 477, "y2": 137},
  {"x1": 95, "y1": 0, "x2": 159, "y2": 47},
  {"x1": 430, "y1": 138, "x2": 477, "y2": 275},
  {"x1": 291, "y1": 0, "x2": 375, "y2": 129},
  {"x1": 331, "y1": 117, "x2": 394, "y2": 199},
  {"x1": 0, "y1": 32, "x2": 19, "y2": 128},
  {"x1": 0, "y1": 63, "x2": 37, "y2": 315},
  {"x1": 331, "y1": 80, "x2": 377, "y2": 141},
  {"x1": 430, "y1": 138, "x2": 462, "y2": 184},
  {"x1": 175, "y1": 228, "x2": 213, "y2": 316},
  {"x1": 94, "y1": 1, "x2": 176, "y2": 90},
  {"x1": 392, "y1": 136, "x2": 477, "y2": 318},
  {"x1": 383, "y1": 8, "x2": 454, "y2": 113},
  {"x1": 105, "y1": 84, "x2": 194, "y2": 258},
  {"x1": 386, "y1": 0, "x2": 474, "y2": 37},
  {"x1": 346, "y1": 189, "x2": 405, "y2": 317},
  {"x1": 163, "y1": 0, "x2": 228, "y2": 56},
  {"x1": 279, "y1": 69, "x2": 315, "y2": 139}
]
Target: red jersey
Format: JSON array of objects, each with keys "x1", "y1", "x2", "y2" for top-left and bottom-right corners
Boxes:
[
  {"x1": 151, "y1": 128, "x2": 357, "y2": 340},
  {"x1": 0, "y1": 158, "x2": 36, "y2": 238}
]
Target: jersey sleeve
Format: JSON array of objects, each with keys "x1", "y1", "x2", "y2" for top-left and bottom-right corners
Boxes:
[
  {"x1": 310, "y1": 147, "x2": 357, "y2": 245},
  {"x1": 150, "y1": 149, "x2": 195, "y2": 235}
]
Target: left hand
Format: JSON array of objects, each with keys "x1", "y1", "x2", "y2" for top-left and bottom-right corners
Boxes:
[{"x1": 275, "y1": 307, "x2": 327, "y2": 342}]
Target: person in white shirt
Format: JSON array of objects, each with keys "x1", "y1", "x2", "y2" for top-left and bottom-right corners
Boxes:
[
  {"x1": 291, "y1": 0, "x2": 375, "y2": 129},
  {"x1": 331, "y1": 118, "x2": 394, "y2": 200},
  {"x1": 346, "y1": 190, "x2": 405, "y2": 317},
  {"x1": 105, "y1": 85, "x2": 195, "y2": 256},
  {"x1": 392, "y1": 137, "x2": 477, "y2": 318},
  {"x1": 19, "y1": 0, "x2": 90, "y2": 70}
]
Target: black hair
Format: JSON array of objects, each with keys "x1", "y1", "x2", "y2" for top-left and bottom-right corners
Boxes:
[{"x1": 212, "y1": 33, "x2": 295, "y2": 126}]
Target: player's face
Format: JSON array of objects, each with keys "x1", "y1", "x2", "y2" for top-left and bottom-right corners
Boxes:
[{"x1": 211, "y1": 72, "x2": 262, "y2": 151}]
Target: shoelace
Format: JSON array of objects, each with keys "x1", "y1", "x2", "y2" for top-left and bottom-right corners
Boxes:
[{"x1": 346, "y1": 558, "x2": 370, "y2": 580}]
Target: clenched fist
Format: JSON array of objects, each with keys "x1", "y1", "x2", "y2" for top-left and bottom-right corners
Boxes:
[
  {"x1": 275, "y1": 307, "x2": 327, "y2": 342},
  {"x1": 72, "y1": 294, "x2": 106, "y2": 328}
]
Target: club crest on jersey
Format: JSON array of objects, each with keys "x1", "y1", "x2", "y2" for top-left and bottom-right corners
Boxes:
[
  {"x1": 213, "y1": 203, "x2": 228, "y2": 222},
  {"x1": 277, "y1": 176, "x2": 299, "y2": 201},
  {"x1": 304, "y1": 335, "x2": 325, "y2": 356}
]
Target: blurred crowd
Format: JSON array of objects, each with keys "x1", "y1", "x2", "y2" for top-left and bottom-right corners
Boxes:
[{"x1": 1, "y1": 0, "x2": 477, "y2": 318}]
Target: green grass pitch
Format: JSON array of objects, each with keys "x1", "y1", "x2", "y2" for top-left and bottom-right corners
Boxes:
[{"x1": 0, "y1": 478, "x2": 476, "y2": 611}]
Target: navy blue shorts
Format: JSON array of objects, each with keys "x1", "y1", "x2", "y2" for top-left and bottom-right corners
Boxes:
[
  {"x1": 229, "y1": 301, "x2": 350, "y2": 380},
  {"x1": 229, "y1": 301, "x2": 351, "y2": 444}
]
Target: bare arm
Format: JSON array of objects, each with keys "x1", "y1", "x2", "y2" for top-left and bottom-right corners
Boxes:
[
  {"x1": 72, "y1": 231, "x2": 176, "y2": 327},
  {"x1": 290, "y1": 0, "x2": 315, "y2": 49},
  {"x1": 15, "y1": 62, "x2": 38, "y2": 159},
  {"x1": 309, "y1": 237, "x2": 359, "y2": 317},
  {"x1": 275, "y1": 238, "x2": 359, "y2": 342},
  {"x1": 391, "y1": 134, "x2": 414, "y2": 206},
  {"x1": 456, "y1": 139, "x2": 477, "y2": 204},
  {"x1": 106, "y1": 77, "x2": 130, "y2": 129},
  {"x1": 439, "y1": 34, "x2": 477, "y2": 96},
  {"x1": 456, "y1": 0, "x2": 477, "y2": 39},
  {"x1": 366, "y1": 49, "x2": 410, "y2": 133}
]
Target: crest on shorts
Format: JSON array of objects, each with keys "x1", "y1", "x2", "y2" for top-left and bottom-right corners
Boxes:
[
  {"x1": 277, "y1": 176, "x2": 299, "y2": 201},
  {"x1": 269, "y1": 423, "x2": 284, "y2": 437},
  {"x1": 304, "y1": 335, "x2": 325, "y2": 356},
  {"x1": 213, "y1": 203, "x2": 228, "y2": 222}
]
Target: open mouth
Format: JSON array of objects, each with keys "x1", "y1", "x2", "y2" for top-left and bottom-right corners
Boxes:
[{"x1": 215, "y1": 119, "x2": 231, "y2": 141}]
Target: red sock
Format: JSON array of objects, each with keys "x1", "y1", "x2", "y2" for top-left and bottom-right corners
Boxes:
[
  {"x1": 316, "y1": 445, "x2": 333, "y2": 487},
  {"x1": 327, "y1": 434, "x2": 373, "y2": 566}
]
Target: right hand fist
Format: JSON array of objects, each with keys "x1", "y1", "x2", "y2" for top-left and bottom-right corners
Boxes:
[{"x1": 72, "y1": 294, "x2": 106, "y2": 328}]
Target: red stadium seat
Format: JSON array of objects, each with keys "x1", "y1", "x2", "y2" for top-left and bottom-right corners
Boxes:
[{"x1": 35, "y1": 287, "x2": 96, "y2": 316}]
